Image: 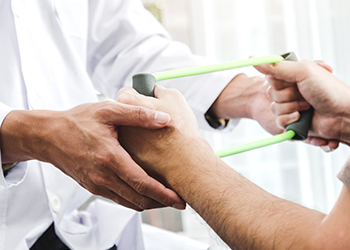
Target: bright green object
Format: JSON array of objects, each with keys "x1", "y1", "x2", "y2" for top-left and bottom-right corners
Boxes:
[
  {"x1": 153, "y1": 55, "x2": 284, "y2": 81},
  {"x1": 215, "y1": 130, "x2": 295, "y2": 158},
  {"x1": 133, "y1": 53, "x2": 310, "y2": 159},
  {"x1": 152, "y1": 54, "x2": 292, "y2": 158}
]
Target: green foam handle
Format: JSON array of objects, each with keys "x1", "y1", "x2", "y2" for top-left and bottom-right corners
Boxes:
[{"x1": 132, "y1": 73, "x2": 156, "y2": 97}]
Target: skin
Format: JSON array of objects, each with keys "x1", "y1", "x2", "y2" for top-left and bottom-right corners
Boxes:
[
  {"x1": 255, "y1": 61, "x2": 350, "y2": 149},
  {"x1": 0, "y1": 74, "x2": 279, "y2": 211},
  {"x1": 208, "y1": 74, "x2": 283, "y2": 135},
  {"x1": 117, "y1": 85, "x2": 350, "y2": 250},
  {"x1": 0, "y1": 101, "x2": 185, "y2": 211}
]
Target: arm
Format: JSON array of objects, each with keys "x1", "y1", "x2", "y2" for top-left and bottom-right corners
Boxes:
[
  {"x1": 117, "y1": 86, "x2": 350, "y2": 250},
  {"x1": 0, "y1": 101, "x2": 185, "y2": 211}
]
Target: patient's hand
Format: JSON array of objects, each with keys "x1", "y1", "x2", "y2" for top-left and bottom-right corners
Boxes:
[{"x1": 117, "y1": 86, "x2": 209, "y2": 185}]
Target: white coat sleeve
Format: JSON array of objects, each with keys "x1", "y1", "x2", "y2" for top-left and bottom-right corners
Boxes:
[{"x1": 86, "y1": 0, "x2": 240, "y2": 131}]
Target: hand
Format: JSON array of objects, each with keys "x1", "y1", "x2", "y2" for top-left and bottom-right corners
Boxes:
[
  {"x1": 0, "y1": 101, "x2": 185, "y2": 211},
  {"x1": 255, "y1": 60, "x2": 350, "y2": 149},
  {"x1": 207, "y1": 74, "x2": 283, "y2": 135},
  {"x1": 116, "y1": 86, "x2": 210, "y2": 185}
]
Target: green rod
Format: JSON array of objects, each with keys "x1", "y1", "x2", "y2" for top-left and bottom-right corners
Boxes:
[
  {"x1": 153, "y1": 55, "x2": 284, "y2": 81},
  {"x1": 215, "y1": 130, "x2": 295, "y2": 158}
]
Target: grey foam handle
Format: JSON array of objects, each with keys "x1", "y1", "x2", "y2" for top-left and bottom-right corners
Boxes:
[
  {"x1": 282, "y1": 52, "x2": 314, "y2": 140},
  {"x1": 132, "y1": 73, "x2": 156, "y2": 97}
]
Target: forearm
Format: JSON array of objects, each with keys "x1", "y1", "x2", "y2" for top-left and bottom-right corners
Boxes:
[{"x1": 163, "y1": 139, "x2": 325, "y2": 250}]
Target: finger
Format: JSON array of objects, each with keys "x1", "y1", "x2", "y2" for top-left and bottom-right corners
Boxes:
[
  {"x1": 304, "y1": 137, "x2": 339, "y2": 152},
  {"x1": 255, "y1": 61, "x2": 308, "y2": 83},
  {"x1": 116, "y1": 87, "x2": 139, "y2": 99},
  {"x1": 266, "y1": 75, "x2": 296, "y2": 90},
  {"x1": 104, "y1": 174, "x2": 169, "y2": 210},
  {"x1": 271, "y1": 101, "x2": 310, "y2": 116},
  {"x1": 112, "y1": 146, "x2": 186, "y2": 209},
  {"x1": 154, "y1": 85, "x2": 187, "y2": 103},
  {"x1": 305, "y1": 137, "x2": 329, "y2": 147},
  {"x1": 112, "y1": 102, "x2": 171, "y2": 128},
  {"x1": 276, "y1": 112, "x2": 300, "y2": 129},
  {"x1": 95, "y1": 188, "x2": 147, "y2": 212},
  {"x1": 321, "y1": 140, "x2": 340, "y2": 152},
  {"x1": 86, "y1": 161, "x2": 172, "y2": 211},
  {"x1": 314, "y1": 60, "x2": 333, "y2": 73},
  {"x1": 268, "y1": 86, "x2": 303, "y2": 103},
  {"x1": 117, "y1": 87, "x2": 156, "y2": 109}
]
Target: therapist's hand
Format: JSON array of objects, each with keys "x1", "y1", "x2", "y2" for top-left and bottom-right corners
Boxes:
[
  {"x1": 207, "y1": 74, "x2": 283, "y2": 135},
  {"x1": 0, "y1": 101, "x2": 185, "y2": 211},
  {"x1": 255, "y1": 60, "x2": 350, "y2": 149}
]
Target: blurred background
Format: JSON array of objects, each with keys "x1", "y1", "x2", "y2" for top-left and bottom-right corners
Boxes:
[{"x1": 140, "y1": 0, "x2": 350, "y2": 249}]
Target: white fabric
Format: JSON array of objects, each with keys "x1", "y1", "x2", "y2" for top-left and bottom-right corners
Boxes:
[
  {"x1": 0, "y1": 0, "x2": 238, "y2": 249},
  {"x1": 142, "y1": 224, "x2": 209, "y2": 250}
]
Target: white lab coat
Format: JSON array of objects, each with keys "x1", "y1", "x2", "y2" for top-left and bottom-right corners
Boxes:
[{"x1": 0, "y1": 0, "x2": 239, "y2": 249}]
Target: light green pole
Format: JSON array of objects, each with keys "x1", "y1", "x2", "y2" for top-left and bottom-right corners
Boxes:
[
  {"x1": 153, "y1": 55, "x2": 284, "y2": 81},
  {"x1": 133, "y1": 53, "x2": 309, "y2": 158}
]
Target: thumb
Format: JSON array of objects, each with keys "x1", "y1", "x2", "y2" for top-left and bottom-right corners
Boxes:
[
  {"x1": 112, "y1": 102, "x2": 171, "y2": 129},
  {"x1": 254, "y1": 61, "x2": 304, "y2": 83},
  {"x1": 314, "y1": 60, "x2": 333, "y2": 73}
]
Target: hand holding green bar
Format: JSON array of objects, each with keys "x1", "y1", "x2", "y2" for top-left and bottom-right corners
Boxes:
[{"x1": 132, "y1": 53, "x2": 313, "y2": 158}]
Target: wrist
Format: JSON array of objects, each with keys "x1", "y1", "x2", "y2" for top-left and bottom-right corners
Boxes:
[
  {"x1": 208, "y1": 74, "x2": 265, "y2": 120},
  {"x1": 163, "y1": 137, "x2": 218, "y2": 190},
  {"x1": 1, "y1": 110, "x2": 60, "y2": 163}
]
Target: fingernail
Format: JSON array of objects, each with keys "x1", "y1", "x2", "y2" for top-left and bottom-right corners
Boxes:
[
  {"x1": 321, "y1": 146, "x2": 333, "y2": 153},
  {"x1": 155, "y1": 111, "x2": 170, "y2": 125},
  {"x1": 288, "y1": 112, "x2": 299, "y2": 122},
  {"x1": 172, "y1": 203, "x2": 186, "y2": 210}
]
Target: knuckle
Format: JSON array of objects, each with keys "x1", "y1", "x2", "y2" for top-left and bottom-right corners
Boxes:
[
  {"x1": 267, "y1": 87, "x2": 276, "y2": 101},
  {"x1": 272, "y1": 103, "x2": 281, "y2": 115},
  {"x1": 165, "y1": 88, "x2": 183, "y2": 100},
  {"x1": 277, "y1": 116, "x2": 287, "y2": 129},
  {"x1": 135, "y1": 198, "x2": 153, "y2": 210},
  {"x1": 117, "y1": 91, "x2": 137, "y2": 105},
  {"x1": 94, "y1": 150, "x2": 114, "y2": 167},
  {"x1": 89, "y1": 172, "x2": 108, "y2": 187},
  {"x1": 285, "y1": 89, "x2": 295, "y2": 100},
  {"x1": 95, "y1": 102, "x2": 116, "y2": 119},
  {"x1": 133, "y1": 107, "x2": 149, "y2": 123},
  {"x1": 133, "y1": 179, "x2": 149, "y2": 195}
]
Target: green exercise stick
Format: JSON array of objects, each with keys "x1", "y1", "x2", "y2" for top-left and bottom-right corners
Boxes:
[
  {"x1": 132, "y1": 55, "x2": 284, "y2": 97},
  {"x1": 153, "y1": 55, "x2": 284, "y2": 81},
  {"x1": 215, "y1": 130, "x2": 295, "y2": 158},
  {"x1": 132, "y1": 53, "x2": 313, "y2": 158}
]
